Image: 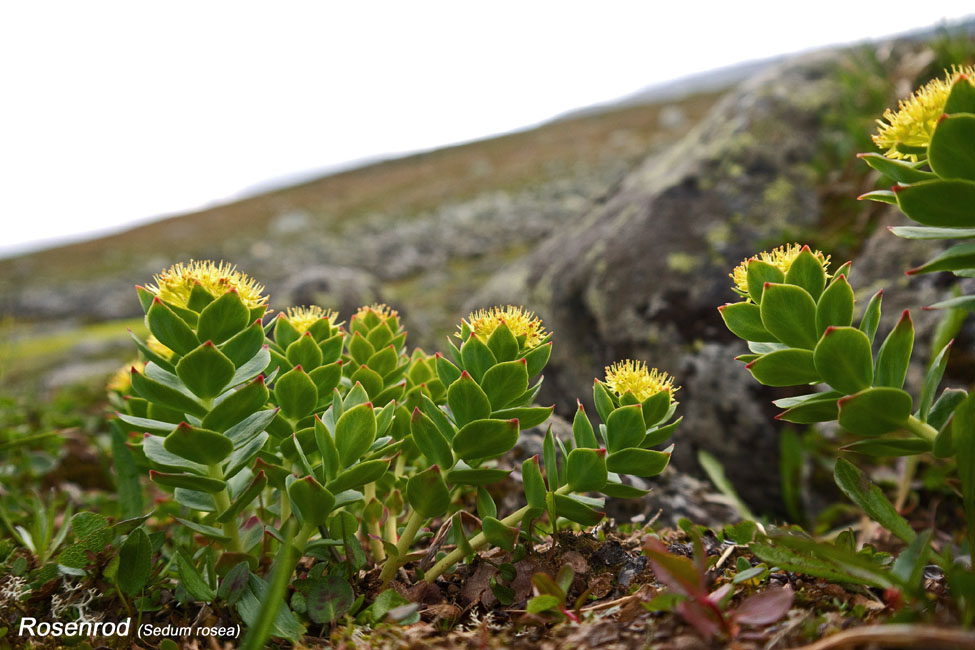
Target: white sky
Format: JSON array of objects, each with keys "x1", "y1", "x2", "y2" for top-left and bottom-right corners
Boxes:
[{"x1": 1, "y1": 2, "x2": 972, "y2": 257}]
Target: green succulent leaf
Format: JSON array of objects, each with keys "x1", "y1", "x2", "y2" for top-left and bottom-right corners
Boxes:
[
  {"x1": 641, "y1": 391, "x2": 672, "y2": 427},
  {"x1": 480, "y1": 359, "x2": 530, "y2": 410},
  {"x1": 837, "y1": 387, "x2": 912, "y2": 437},
  {"x1": 142, "y1": 434, "x2": 207, "y2": 474},
  {"x1": 894, "y1": 179, "x2": 975, "y2": 227},
  {"x1": 523, "y1": 342, "x2": 552, "y2": 377},
  {"x1": 314, "y1": 416, "x2": 340, "y2": 481},
  {"x1": 491, "y1": 405, "x2": 553, "y2": 429},
  {"x1": 275, "y1": 366, "x2": 319, "y2": 421},
  {"x1": 309, "y1": 362, "x2": 343, "y2": 399},
  {"x1": 348, "y1": 332, "x2": 375, "y2": 366},
  {"x1": 287, "y1": 333, "x2": 324, "y2": 370},
  {"x1": 164, "y1": 423, "x2": 233, "y2": 465},
  {"x1": 777, "y1": 393, "x2": 839, "y2": 424},
  {"x1": 326, "y1": 459, "x2": 390, "y2": 494},
  {"x1": 149, "y1": 470, "x2": 226, "y2": 493},
  {"x1": 288, "y1": 476, "x2": 335, "y2": 527},
  {"x1": 746, "y1": 349, "x2": 820, "y2": 386},
  {"x1": 857, "y1": 152, "x2": 936, "y2": 184},
  {"x1": 406, "y1": 466, "x2": 450, "y2": 518},
  {"x1": 522, "y1": 456, "x2": 546, "y2": 511},
  {"x1": 147, "y1": 298, "x2": 200, "y2": 356},
  {"x1": 593, "y1": 381, "x2": 617, "y2": 423},
  {"x1": 486, "y1": 322, "x2": 519, "y2": 362},
  {"x1": 435, "y1": 353, "x2": 462, "y2": 387},
  {"x1": 453, "y1": 418, "x2": 519, "y2": 462},
  {"x1": 760, "y1": 283, "x2": 819, "y2": 349},
  {"x1": 945, "y1": 76, "x2": 975, "y2": 113},
  {"x1": 929, "y1": 113, "x2": 975, "y2": 181},
  {"x1": 410, "y1": 407, "x2": 454, "y2": 468},
  {"x1": 920, "y1": 341, "x2": 953, "y2": 422},
  {"x1": 175, "y1": 342, "x2": 236, "y2": 399},
  {"x1": 350, "y1": 365, "x2": 383, "y2": 399},
  {"x1": 605, "y1": 404, "x2": 645, "y2": 453},
  {"x1": 566, "y1": 448, "x2": 608, "y2": 492},
  {"x1": 606, "y1": 447, "x2": 670, "y2": 477},
  {"x1": 202, "y1": 375, "x2": 269, "y2": 432},
  {"x1": 553, "y1": 494, "x2": 604, "y2": 526},
  {"x1": 815, "y1": 275, "x2": 854, "y2": 336},
  {"x1": 859, "y1": 189, "x2": 896, "y2": 204},
  {"x1": 460, "y1": 335, "x2": 497, "y2": 382},
  {"x1": 481, "y1": 516, "x2": 519, "y2": 552},
  {"x1": 445, "y1": 467, "x2": 511, "y2": 486},
  {"x1": 365, "y1": 345, "x2": 398, "y2": 377},
  {"x1": 907, "y1": 242, "x2": 975, "y2": 275},
  {"x1": 875, "y1": 310, "x2": 914, "y2": 389},
  {"x1": 746, "y1": 260, "x2": 784, "y2": 304},
  {"x1": 785, "y1": 247, "x2": 827, "y2": 301},
  {"x1": 197, "y1": 290, "x2": 250, "y2": 345},
  {"x1": 858, "y1": 290, "x2": 883, "y2": 344},
  {"x1": 335, "y1": 402, "x2": 378, "y2": 469},
  {"x1": 216, "y1": 471, "x2": 268, "y2": 523},
  {"x1": 813, "y1": 326, "x2": 874, "y2": 395},
  {"x1": 889, "y1": 225, "x2": 975, "y2": 240},
  {"x1": 130, "y1": 367, "x2": 207, "y2": 417},
  {"x1": 223, "y1": 431, "x2": 270, "y2": 480},
  {"x1": 572, "y1": 403, "x2": 599, "y2": 449},
  {"x1": 447, "y1": 371, "x2": 492, "y2": 427},
  {"x1": 719, "y1": 302, "x2": 776, "y2": 342},
  {"x1": 842, "y1": 438, "x2": 931, "y2": 457}
]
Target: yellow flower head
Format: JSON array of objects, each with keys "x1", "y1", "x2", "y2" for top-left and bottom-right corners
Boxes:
[
  {"x1": 284, "y1": 305, "x2": 338, "y2": 334},
  {"x1": 146, "y1": 260, "x2": 268, "y2": 311},
  {"x1": 460, "y1": 305, "x2": 547, "y2": 349},
  {"x1": 355, "y1": 303, "x2": 399, "y2": 321},
  {"x1": 604, "y1": 359, "x2": 678, "y2": 403},
  {"x1": 873, "y1": 65, "x2": 975, "y2": 160},
  {"x1": 107, "y1": 360, "x2": 144, "y2": 394},
  {"x1": 730, "y1": 243, "x2": 830, "y2": 297}
]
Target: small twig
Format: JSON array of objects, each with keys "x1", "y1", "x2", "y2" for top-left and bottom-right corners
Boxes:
[
  {"x1": 714, "y1": 544, "x2": 736, "y2": 570},
  {"x1": 793, "y1": 624, "x2": 975, "y2": 650},
  {"x1": 578, "y1": 592, "x2": 638, "y2": 613}
]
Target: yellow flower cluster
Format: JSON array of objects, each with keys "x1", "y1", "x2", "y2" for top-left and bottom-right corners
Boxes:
[
  {"x1": 355, "y1": 303, "x2": 399, "y2": 321},
  {"x1": 461, "y1": 305, "x2": 547, "y2": 349},
  {"x1": 730, "y1": 244, "x2": 830, "y2": 296},
  {"x1": 604, "y1": 359, "x2": 678, "y2": 403},
  {"x1": 146, "y1": 260, "x2": 268, "y2": 311},
  {"x1": 107, "y1": 361, "x2": 144, "y2": 394},
  {"x1": 284, "y1": 305, "x2": 338, "y2": 333},
  {"x1": 873, "y1": 65, "x2": 975, "y2": 160}
]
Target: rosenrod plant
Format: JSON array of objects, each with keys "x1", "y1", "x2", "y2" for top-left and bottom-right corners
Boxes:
[{"x1": 111, "y1": 260, "x2": 682, "y2": 637}]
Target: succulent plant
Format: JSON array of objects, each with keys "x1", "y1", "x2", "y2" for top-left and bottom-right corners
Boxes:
[{"x1": 111, "y1": 261, "x2": 682, "y2": 619}]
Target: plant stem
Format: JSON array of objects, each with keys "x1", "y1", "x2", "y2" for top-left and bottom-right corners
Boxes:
[
  {"x1": 378, "y1": 509, "x2": 424, "y2": 585},
  {"x1": 364, "y1": 483, "x2": 386, "y2": 562},
  {"x1": 424, "y1": 484, "x2": 572, "y2": 583},
  {"x1": 208, "y1": 463, "x2": 243, "y2": 552},
  {"x1": 894, "y1": 455, "x2": 919, "y2": 513},
  {"x1": 294, "y1": 521, "x2": 315, "y2": 555},
  {"x1": 904, "y1": 415, "x2": 937, "y2": 443}
]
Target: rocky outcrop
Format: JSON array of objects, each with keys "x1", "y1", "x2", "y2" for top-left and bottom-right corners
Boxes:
[{"x1": 469, "y1": 47, "x2": 971, "y2": 513}]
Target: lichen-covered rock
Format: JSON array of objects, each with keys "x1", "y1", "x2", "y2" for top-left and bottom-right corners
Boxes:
[
  {"x1": 275, "y1": 265, "x2": 383, "y2": 319},
  {"x1": 469, "y1": 48, "x2": 966, "y2": 513}
]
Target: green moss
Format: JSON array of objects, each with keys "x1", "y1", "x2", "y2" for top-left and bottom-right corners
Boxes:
[{"x1": 666, "y1": 252, "x2": 701, "y2": 273}]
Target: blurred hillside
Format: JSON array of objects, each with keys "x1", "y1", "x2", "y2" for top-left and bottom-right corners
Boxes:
[{"x1": 0, "y1": 84, "x2": 725, "y2": 371}]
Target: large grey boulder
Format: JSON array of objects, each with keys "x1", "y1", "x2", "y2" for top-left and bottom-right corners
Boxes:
[{"x1": 470, "y1": 47, "x2": 970, "y2": 513}]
